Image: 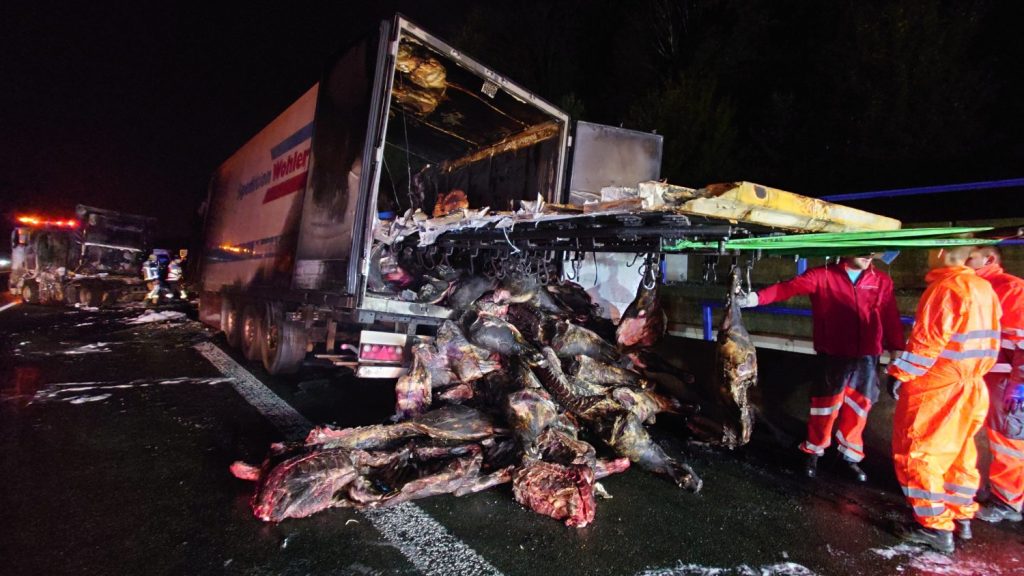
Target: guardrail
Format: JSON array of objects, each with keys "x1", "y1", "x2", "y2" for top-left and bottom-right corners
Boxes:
[{"x1": 699, "y1": 300, "x2": 915, "y2": 341}]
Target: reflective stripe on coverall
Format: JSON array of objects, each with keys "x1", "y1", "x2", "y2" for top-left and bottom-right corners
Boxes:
[
  {"x1": 977, "y1": 263, "x2": 1024, "y2": 511},
  {"x1": 799, "y1": 356, "x2": 877, "y2": 462},
  {"x1": 889, "y1": 265, "x2": 1001, "y2": 531}
]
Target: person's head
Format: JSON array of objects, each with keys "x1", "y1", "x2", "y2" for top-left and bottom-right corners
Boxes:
[
  {"x1": 965, "y1": 245, "x2": 1001, "y2": 270},
  {"x1": 842, "y1": 254, "x2": 875, "y2": 271},
  {"x1": 927, "y1": 246, "x2": 972, "y2": 269}
]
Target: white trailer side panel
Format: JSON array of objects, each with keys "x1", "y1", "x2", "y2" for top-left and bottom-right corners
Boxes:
[{"x1": 202, "y1": 85, "x2": 319, "y2": 293}]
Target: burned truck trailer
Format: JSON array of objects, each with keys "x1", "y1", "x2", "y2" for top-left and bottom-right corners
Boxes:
[
  {"x1": 198, "y1": 16, "x2": 571, "y2": 374},
  {"x1": 197, "y1": 15, "x2": 906, "y2": 377}
]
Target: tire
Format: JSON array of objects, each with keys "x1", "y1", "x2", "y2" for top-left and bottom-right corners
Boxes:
[
  {"x1": 21, "y1": 281, "x2": 38, "y2": 304},
  {"x1": 221, "y1": 296, "x2": 242, "y2": 349},
  {"x1": 65, "y1": 284, "x2": 80, "y2": 306},
  {"x1": 79, "y1": 286, "x2": 103, "y2": 308},
  {"x1": 261, "y1": 302, "x2": 306, "y2": 375},
  {"x1": 240, "y1": 304, "x2": 264, "y2": 362}
]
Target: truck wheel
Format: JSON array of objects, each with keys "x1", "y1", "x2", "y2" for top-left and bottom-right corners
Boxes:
[
  {"x1": 21, "y1": 281, "x2": 38, "y2": 304},
  {"x1": 240, "y1": 304, "x2": 264, "y2": 362},
  {"x1": 65, "y1": 284, "x2": 80, "y2": 306},
  {"x1": 79, "y1": 287, "x2": 102, "y2": 308},
  {"x1": 221, "y1": 297, "x2": 242, "y2": 349},
  {"x1": 261, "y1": 302, "x2": 306, "y2": 375}
]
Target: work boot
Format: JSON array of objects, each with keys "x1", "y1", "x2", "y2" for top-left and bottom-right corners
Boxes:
[
  {"x1": 954, "y1": 519, "x2": 972, "y2": 540},
  {"x1": 975, "y1": 500, "x2": 1023, "y2": 523},
  {"x1": 897, "y1": 524, "x2": 955, "y2": 554},
  {"x1": 804, "y1": 454, "x2": 819, "y2": 478},
  {"x1": 844, "y1": 460, "x2": 867, "y2": 483}
]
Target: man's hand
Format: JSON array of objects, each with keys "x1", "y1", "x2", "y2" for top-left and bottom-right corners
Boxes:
[
  {"x1": 1004, "y1": 383, "x2": 1024, "y2": 414},
  {"x1": 885, "y1": 374, "x2": 901, "y2": 401},
  {"x1": 735, "y1": 292, "x2": 759, "y2": 309}
]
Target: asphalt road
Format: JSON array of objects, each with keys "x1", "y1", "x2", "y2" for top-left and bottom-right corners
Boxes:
[{"x1": 2, "y1": 301, "x2": 1024, "y2": 576}]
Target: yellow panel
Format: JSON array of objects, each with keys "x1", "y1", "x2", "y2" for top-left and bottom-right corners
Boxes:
[{"x1": 677, "y1": 181, "x2": 901, "y2": 232}]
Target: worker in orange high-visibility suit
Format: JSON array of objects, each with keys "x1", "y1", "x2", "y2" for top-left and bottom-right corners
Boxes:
[
  {"x1": 886, "y1": 245, "x2": 1001, "y2": 553},
  {"x1": 966, "y1": 246, "x2": 1024, "y2": 524}
]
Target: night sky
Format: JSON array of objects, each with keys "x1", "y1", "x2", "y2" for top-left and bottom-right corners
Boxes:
[
  {"x1": 2, "y1": 1, "x2": 1022, "y2": 250},
  {"x1": 0, "y1": 1, "x2": 467, "y2": 246}
]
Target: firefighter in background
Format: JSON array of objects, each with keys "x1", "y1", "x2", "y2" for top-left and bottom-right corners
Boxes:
[
  {"x1": 168, "y1": 256, "x2": 187, "y2": 300},
  {"x1": 965, "y1": 245, "x2": 1024, "y2": 523},
  {"x1": 737, "y1": 254, "x2": 904, "y2": 482},
  {"x1": 142, "y1": 253, "x2": 161, "y2": 304},
  {"x1": 886, "y1": 245, "x2": 1001, "y2": 553},
  {"x1": 143, "y1": 251, "x2": 172, "y2": 304}
]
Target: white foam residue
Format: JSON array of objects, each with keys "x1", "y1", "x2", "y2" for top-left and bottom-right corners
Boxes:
[
  {"x1": 638, "y1": 562, "x2": 816, "y2": 576},
  {"x1": 63, "y1": 343, "x2": 113, "y2": 354},
  {"x1": 907, "y1": 554, "x2": 1002, "y2": 576},
  {"x1": 871, "y1": 544, "x2": 1005, "y2": 575},
  {"x1": 32, "y1": 377, "x2": 235, "y2": 403},
  {"x1": 69, "y1": 394, "x2": 112, "y2": 404},
  {"x1": 125, "y1": 310, "x2": 186, "y2": 324}
]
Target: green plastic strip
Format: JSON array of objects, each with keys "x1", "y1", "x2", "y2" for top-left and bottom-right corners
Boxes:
[
  {"x1": 662, "y1": 235, "x2": 1000, "y2": 254},
  {"x1": 722, "y1": 226, "x2": 992, "y2": 245}
]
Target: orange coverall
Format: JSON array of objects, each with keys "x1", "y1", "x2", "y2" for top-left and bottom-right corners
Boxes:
[
  {"x1": 976, "y1": 263, "x2": 1024, "y2": 511},
  {"x1": 889, "y1": 265, "x2": 1001, "y2": 531}
]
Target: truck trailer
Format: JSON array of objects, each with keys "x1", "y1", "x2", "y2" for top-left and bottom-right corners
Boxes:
[
  {"x1": 198, "y1": 15, "x2": 582, "y2": 375},
  {"x1": 197, "y1": 14, "x2": 899, "y2": 377}
]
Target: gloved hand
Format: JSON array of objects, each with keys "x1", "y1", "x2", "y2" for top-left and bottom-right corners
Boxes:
[
  {"x1": 1004, "y1": 383, "x2": 1024, "y2": 414},
  {"x1": 886, "y1": 374, "x2": 901, "y2": 401},
  {"x1": 735, "y1": 292, "x2": 759, "y2": 308}
]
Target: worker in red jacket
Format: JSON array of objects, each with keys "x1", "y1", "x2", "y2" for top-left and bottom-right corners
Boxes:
[
  {"x1": 886, "y1": 245, "x2": 1001, "y2": 553},
  {"x1": 737, "y1": 254, "x2": 904, "y2": 481},
  {"x1": 965, "y1": 246, "x2": 1024, "y2": 524}
]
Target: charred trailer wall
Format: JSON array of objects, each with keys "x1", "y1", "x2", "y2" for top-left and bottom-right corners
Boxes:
[{"x1": 292, "y1": 29, "x2": 382, "y2": 294}]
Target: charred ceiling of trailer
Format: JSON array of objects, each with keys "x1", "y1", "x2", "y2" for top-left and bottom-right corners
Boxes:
[{"x1": 382, "y1": 32, "x2": 565, "y2": 217}]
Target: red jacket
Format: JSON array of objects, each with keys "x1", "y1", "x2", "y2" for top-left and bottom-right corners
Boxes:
[{"x1": 757, "y1": 263, "x2": 904, "y2": 357}]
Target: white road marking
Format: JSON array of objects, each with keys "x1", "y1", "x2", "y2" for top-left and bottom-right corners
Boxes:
[
  {"x1": 194, "y1": 342, "x2": 312, "y2": 440},
  {"x1": 0, "y1": 301, "x2": 20, "y2": 313},
  {"x1": 637, "y1": 562, "x2": 817, "y2": 576},
  {"x1": 193, "y1": 342, "x2": 505, "y2": 576}
]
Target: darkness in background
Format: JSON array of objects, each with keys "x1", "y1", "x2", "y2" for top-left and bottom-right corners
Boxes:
[{"x1": 2, "y1": 0, "x2": 1022, "y2": 253}]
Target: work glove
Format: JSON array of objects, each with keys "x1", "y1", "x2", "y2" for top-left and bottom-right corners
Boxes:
[
  {"x1": 885, "y1": 374, "x2": 901, "y2": 401},
  {"x1": 735, "y1": 292, "x2": 759, "y2": 309},
  {"x1": 1004, "y1": 383, "x2": 1024, "y2": 415}
]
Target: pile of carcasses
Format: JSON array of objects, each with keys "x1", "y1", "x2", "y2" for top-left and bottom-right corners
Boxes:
[{"x1": 232, "y1": 274, "x2": 725, "y2": 528}]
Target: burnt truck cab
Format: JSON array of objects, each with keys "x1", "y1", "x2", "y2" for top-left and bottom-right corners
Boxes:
[
  {"x1": 198, "y1": 15, "x2": 573, "y2": 374},
  {"x1": 9, "y1": 221, "x2": 76, "y2": 304},
  {"x1": 10, "y1": 206, "x2": 154, "y2": 306}
]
